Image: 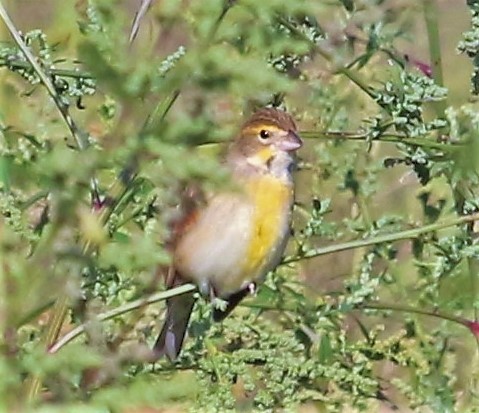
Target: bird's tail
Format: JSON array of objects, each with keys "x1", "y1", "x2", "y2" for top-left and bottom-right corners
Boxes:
[{"x1": 153, "y1": 290, "x2": 196, "y2": 361}]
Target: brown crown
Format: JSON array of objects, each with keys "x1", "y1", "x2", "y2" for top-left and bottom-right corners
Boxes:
[{"x1": 242, "y1": 108, "x2": 297, "y2": 132}]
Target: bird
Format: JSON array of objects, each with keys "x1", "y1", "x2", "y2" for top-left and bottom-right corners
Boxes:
[{"x1": 154, "y1": 107, "x2": 302, "y2": 360}]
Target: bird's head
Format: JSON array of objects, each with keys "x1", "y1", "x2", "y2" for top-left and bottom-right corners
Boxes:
[{"x1": 229, "y1": 108, "x2": 302, "y2": 173}]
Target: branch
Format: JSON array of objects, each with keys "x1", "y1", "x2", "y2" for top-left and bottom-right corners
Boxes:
[
  {"x1": 423, "y1": 0, "x2": 447, "y2": 116},
  {"x1": 361, "y1": 301, "x2": 468, "y2": 326},
  {"x1": 0, "y1": 3, "x2": 90, "y2": 152},
  {"x1": 0, "y1": 58, "x2": 94, "y2": 79},
  {"x1": 277, "y1": 17, "x2": 377, "y2": 102},
  {"x1": 362, "y1": 301, "x2": 479, "y2": 340},
  {"x1": 284, "y1": 212, "x2": 479, "y2": 264},
  {"x1": 48, "y1": 284, "x2": 196, "y2": 354},
  {"x1": 301, "y1": 130, "x2": 461, "y2": 151},
  {"x1": 129, "y1": 0, "x2": 154, "y2": 44}
]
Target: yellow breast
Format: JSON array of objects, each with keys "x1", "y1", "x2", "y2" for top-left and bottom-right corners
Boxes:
[{"x1": 241, "y1": 174, "x2": 292, "y2": 277}]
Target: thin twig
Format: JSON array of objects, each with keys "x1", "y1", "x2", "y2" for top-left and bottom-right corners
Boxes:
[
  {"x1": 0, "y1": 3, "x2": 100, "y2": 200},
  {"x1": 301, "y1": 130, "x2": 461, "y2": 151},
  {"x1": 423, "y1": 0, "x2": 448, "y2": 116},
  {"x1": 0, "y1": 3, "x2": 90, "y2": 151},
  {"x1": 48, "y1": 284, "x2": 196, "y2": 353},
  {"x1": 283, "y1": 212, "x2": 479, "y2": 264},
  {"x1": 0, "y1": 58, "x2": 93, "y2": 79},
  {"x1": 277, "y1": 17, "x2": 377, "y2": 102},
  {"x1": 361, "y1": 302, "x2": 469, "y2": 326},
  {"x1": 129, "y1": 0, "x2": 154, "y2": 44}
]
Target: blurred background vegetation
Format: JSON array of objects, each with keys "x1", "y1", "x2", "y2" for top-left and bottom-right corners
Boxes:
[{"x1": 1, "y1": 0, "x2": 479, "y2": 411}]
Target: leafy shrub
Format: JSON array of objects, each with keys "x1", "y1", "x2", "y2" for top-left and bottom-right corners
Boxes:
[{"x1": 1, "y1": 0, "x2": 479, "y2": 411}]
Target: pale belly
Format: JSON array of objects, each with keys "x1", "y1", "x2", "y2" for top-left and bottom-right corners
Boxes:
[{"x1": 173, "y1": 175, "x2": 293, "y2": 297}]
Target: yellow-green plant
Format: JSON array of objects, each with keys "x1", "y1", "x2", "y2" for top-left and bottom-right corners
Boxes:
[{"x1": 1, "y1": 0, "x2": 479, "y2": 411}]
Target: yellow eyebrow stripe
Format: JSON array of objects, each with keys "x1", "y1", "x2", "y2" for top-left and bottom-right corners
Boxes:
[{"x1": 242, "y1": 124, "x2": 283, "y2": 135}]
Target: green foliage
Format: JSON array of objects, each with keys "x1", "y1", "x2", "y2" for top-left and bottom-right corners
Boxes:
[
  {"x1": 372, "y1": 70, "x2": 447, "y2": 138},
  {"x1": 459, "y1": 0, "x2": 479, "y2": 94},
  {"x1": 1, "y1": 0, "x2": 479, "y2": 412}
]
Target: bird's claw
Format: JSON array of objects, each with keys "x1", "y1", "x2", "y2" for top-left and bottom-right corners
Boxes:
[{"x1": 211, "y1": 297, "x2": 228, "y2": 312}]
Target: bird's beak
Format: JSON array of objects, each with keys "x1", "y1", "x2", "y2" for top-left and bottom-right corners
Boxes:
[{"x1": 277, "y1": 130, "x2": 303, "y2": 152}]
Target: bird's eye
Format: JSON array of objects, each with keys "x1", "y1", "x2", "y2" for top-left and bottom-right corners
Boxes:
[{"x1": 259, "y1": 129, "x2": 270, "y2": 140}]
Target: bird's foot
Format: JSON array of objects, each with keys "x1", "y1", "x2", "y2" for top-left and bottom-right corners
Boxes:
[
  {"x1": 198, "y1": 280, "x2": 212, "y2": 298},
  {"x1": 211, "y1": 296, "x2": 229, "y2": 312},
  {"x1": 198, "y1": 281, "x2": 229, "y2": 312}
]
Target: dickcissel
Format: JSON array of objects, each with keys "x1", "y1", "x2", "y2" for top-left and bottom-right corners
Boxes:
[{"x1": 154, "y1": 107, "x2": 302, "y2": 360}]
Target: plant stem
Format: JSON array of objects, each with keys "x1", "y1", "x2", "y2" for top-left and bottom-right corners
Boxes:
[
  {"x1": 142, "y1": 89, "x2": 180, "y2": 134},
  {"x1": 129, "y1": 0, "x2": 153, "y2": 44},
  {"x1": 284, "y1": 211, "x2": 479, "y2": 264},
  {"x1": 0, "y1": 3, "x2": 90, "y2": 152},
  {"x1": 0, "y1": 3, "x2": 100, "y2": 199},
  {"x1": 23, "y1": 295, "x2": 68, "y2": 400},
  {"x1": 301, "y1": 130, "x2": 461, "y2": 151},
  {"x1": 0, "y1": 58, "x2": 93, "y2": 79},
  {"x1": 423, "y1": 0, "x2": 444, "y2": 87},
  {"x1": 361, "y1": 301, "x2": 468, "y2": 326},
  {"x1": 248, "y1": 300, "x2": 475, "y2": 336},
  {"x1": 423, "y1": 0, "x2": 448, "y2": 116},
  {"x1": 277, "y1": 17, "x2": 377, "y2": 102},
  {"x1": 48, "y1": 284, "x2": 196, "y2": 353},
  {"x1": 0, "y1": 3, "x2": 102, "y2": 400}
]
